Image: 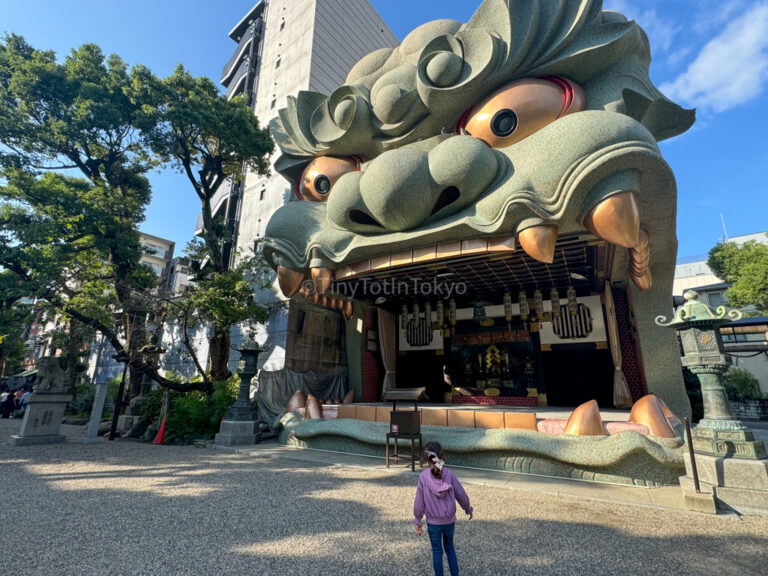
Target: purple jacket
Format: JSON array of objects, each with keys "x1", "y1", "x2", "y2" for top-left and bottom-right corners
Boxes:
[{"x1": 413, "y1": 467, "x2": 473, "y2": 526}]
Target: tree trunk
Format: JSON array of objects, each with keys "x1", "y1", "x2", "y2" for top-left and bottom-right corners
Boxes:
[
  {"x1": 127, "y1": 312, "x2": 147, "y2": 400},
  {"x1": 66, "y1": 319, "x2": 80, "y2": 392},
  {"x1": 209, "y1": 327, "x2": 231, "y2": 383}
]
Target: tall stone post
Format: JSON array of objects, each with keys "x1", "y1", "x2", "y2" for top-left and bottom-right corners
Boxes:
[
  {"x1": 657, "y1": 291, "x2": 768, "y2": 515},
  {"x1": 215, "y1": 335, "x2": 262, "y2": 447}
]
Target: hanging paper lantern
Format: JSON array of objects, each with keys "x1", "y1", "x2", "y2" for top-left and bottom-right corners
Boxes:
[
  {"x1": 424, "y1": 302, "x2": 432, "y2": 330},
  {"x1": 518, "y1": 291, "x2": 529, "y2": 318},
  {"x1": 448, "y1": 299, "x2": 457, "y2": 326},
  {"x1": 567, "y1": 285, "x2": 578, "y2": 316},
  {"x1": 550, "y1": 287, "x2": 561, "y2": 318},
  {"x1": 435, "y1": 300, "x2": 444, "y2": 330},
  {"x1": 503, "y1": 292, "x2": 513, "y2": 322},
  {"x1": 533, "y1": 290, "x2": 544, "y2": 317},
  {"x1": 412, "y1": 302, "x2": 420, "y2": 328},
  {"x1": 401, "y1": 304, "x2": 408, "y2": 329}
]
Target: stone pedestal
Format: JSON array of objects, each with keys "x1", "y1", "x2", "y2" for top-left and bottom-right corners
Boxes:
[
  {"x1": 9, "y1": 393, "x2": 73, "y2": 446},
  {"x1": 680, "y1": 452, "x2": 768, "y2": 515},
  {"x1": 215, "y1": 420, "x2": 261, "y2": 446},
  {"x1": 83, "y1": 382, "x2": 109, "y2": 444}
]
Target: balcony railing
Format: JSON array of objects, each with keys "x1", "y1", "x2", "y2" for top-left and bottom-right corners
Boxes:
[
  {"x1": 221, "y1": 23, "x2": 254, "y2": 85},
  {"x1": 225, "y1": 59, "x2": 250, "y2": 101}
]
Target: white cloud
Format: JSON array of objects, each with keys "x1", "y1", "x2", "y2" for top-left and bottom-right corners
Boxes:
[
  {"x1": 603, "y1": 0, "x2": 679, "y2": 53},
  {"x1": 660, "y1": 3, "x2": 768, "y2": 112}
]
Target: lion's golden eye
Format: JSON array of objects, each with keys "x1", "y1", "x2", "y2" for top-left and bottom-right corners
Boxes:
[
  {"x1": 297, "y1": 156, "x2": 361, "y2": 202},
  {"x1": 460, "y1": 77, "x2": 585, "y2": 148}
]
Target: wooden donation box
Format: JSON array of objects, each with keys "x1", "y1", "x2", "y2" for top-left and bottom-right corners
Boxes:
[{"x1": 383, "y1": 387, "x2": 426, "y2": 435}]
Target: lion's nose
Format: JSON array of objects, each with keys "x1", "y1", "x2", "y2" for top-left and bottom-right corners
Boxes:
[
  {"x1": 327, "y1": 136, "x2": 499, "y2": 234},
  {"x1": 360, "y1": 149, "x2": 441, "y2": 231}
]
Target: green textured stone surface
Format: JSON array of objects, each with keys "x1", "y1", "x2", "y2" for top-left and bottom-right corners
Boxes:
[{"x1": 278, "y1": 413, "x2": 685, "y2": 487}]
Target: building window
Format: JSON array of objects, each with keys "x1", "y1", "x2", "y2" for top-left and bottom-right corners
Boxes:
[
  {"x1": 708, "y1": 292, "x2": 725, "y2": 307},
  {"x1": 270, "y1": 98, "x2": 276, "y2": 109},
  {"x1": 275, "y1": 58, "x2": 281, "y2": 69},
  {"x1": 259, "y1": 189, "x2": 265, "y2": 201},
  {"x1": 280, "y1": 20, "x2": 285, "y2": 31}
]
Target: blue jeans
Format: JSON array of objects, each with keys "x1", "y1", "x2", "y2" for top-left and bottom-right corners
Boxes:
[{"x1": 427, "y1": 522, "x2": 459, "y2": 576}]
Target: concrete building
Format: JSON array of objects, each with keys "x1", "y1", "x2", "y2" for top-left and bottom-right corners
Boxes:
[
  {"x1": 219, "y1": 0, "x2": 398, "y2": 372},
  {"x1": 86, "y1": 231, "x2": 177, "y2": 384}
]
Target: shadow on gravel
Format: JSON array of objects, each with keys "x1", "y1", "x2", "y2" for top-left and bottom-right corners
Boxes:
[{"x1": 1, "y1": 437, "x2": 766, "y2": 576}]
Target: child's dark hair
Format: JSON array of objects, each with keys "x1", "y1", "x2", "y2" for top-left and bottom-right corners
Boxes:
[{"x1": 421, "y1": 441, "x2": 446, "y2": 479}]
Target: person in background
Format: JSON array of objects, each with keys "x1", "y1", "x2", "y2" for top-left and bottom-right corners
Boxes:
[
  {"x1": 20, "y1": 385, "x2": 33, "y2": 412},
  {"x1": 0, "y1": 385, "x2": 15, "y2": 418}
]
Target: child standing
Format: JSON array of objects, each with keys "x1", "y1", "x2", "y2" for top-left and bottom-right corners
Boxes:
[{"x1": 412, "y1": 441, "x2": 473, "y2": 576}]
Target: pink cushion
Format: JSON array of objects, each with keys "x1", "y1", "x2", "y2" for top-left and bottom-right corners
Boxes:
[
  {"x1": 537, "y1": 419, "x2": 567, "y2": 434},
  {"x1": 605, "y1": 421, "x2": 649, "y2": 436},
  {"x1": 293, "y1": 406, "x2": 337, "y2": 419}
]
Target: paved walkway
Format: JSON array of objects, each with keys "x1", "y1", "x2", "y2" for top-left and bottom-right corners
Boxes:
[{"x1": 1, "y1": 419, "x2": 767, "y2": 576}]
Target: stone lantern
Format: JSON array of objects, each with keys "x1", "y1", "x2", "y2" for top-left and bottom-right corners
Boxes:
[
  {"x1": 656, "y1": 290, "x2": 767, "y2": 515},
  {"x1": 215, "y1": 334, "x2": 263, "y2": 446},
  {"x1": 656, "y1": 290, "x2": 765, "y2": 459}
]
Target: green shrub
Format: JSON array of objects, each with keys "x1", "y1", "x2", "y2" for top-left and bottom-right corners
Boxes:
[
  {"x1": 68, "y1": 383, "x2": 96, "y2": 415},
  {"x1": 140, "y1": 387, "x2": 165, "y2": 426},
  {"x1": 165, "y1": 377, "x2": 239, "y2": 443},
  {"x1": 725, "y1": 368, "x2": 764, "y2": 401}
]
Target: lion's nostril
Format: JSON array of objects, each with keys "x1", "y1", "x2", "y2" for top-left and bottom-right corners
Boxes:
[
  {"x1": 430, "y1": 186, "x2": 461, "y2": 216},
  {"x1": 349, "y1": 210, "x2": 383, "y2": 228}
]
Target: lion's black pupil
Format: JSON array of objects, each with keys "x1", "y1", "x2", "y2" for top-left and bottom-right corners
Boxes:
[
  {"x1": 491, "y1": 109, "x2": 517, "y2": 137},
  {"x1": 314, "y1": 175, "x2": 331, "y2": 194}
]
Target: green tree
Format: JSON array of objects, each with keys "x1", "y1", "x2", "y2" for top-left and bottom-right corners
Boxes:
[
  {"x1": 0, "y1": 271, "x2": 33, "y2": 378},
  {"x1": 139, "y1": 66, "x2": 273, "y2": 380},
  {"x1": 0, "y1": 34, "x2": 158, "y2": 396},
  {"x1": 708, "y1": 236, "x2": 768, "y2": 314}
]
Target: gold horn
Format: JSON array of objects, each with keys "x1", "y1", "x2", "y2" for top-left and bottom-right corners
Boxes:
[
  {"x1": 518, "y1": 225, "x2": 558, "y2": 264},
  {"x1": 342, "y1": 300, "x2": 354, "y2": 320},
  {"x1": 305, "y1": 394, "x2": 323, "y2": 419},
  {"x1": 629, "y1": 394, "x2": 677, "y2": 438},
  {"x1": 311, "y1": 267, "x2": 333, "y2": 295},
  {"x1": 277, "y1": 266, "x2": 305, "y2": 298},
  {"x1": 563, "y1": 400, "x2": 605, "y2": 436},
  {"x1": 629, "y1": 229, "x2": 652, "y2": 292},
  {"x1": 584, "y1": 191, "x2": 640, "y2": 249},
  {"x1": 656, "y1": 397, "x2": 682, "y2": 428}
]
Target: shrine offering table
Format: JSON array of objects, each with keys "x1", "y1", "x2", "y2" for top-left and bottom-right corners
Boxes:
[{"x1": 452, "y1": 396, "x2": 538, "y2": 407}]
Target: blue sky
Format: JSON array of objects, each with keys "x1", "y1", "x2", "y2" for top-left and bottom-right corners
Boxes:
[{"x1": 2, "y1": 0, "x2": 767, "y2": 258}]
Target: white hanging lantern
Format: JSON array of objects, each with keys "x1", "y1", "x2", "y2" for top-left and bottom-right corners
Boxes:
[
  {"x1": 435, "y1": 300, "x2": 444, "y2": 330},
  {"x1": 424, "y1": 302, "x2": 432, "y2": 330},
  {"x1": 448, "y1": 299, "x2": 457, "y2": 326},
  {"x1": 550, "y1": 287, "x2": 561, "y2": 318},
  {"x1": 518, "y1": 291, "x2": 529, "y2": 318},
  {"x1": 503, "y1": 292, "x2": 513, "y2": 322},
  {"x1": 412, "y1": 302, "x2": 420, "y2": 327},
  {"x1": 401, "y1": 304, "x2": 408, "y2": 329},
  {"x1": 567, "y1": 285, "x2": 578, "y2": 316}
]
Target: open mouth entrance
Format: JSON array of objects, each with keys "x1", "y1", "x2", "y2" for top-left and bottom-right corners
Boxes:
[{"x1": 332, "y1": 235, "x2": 645, "y2": 408}]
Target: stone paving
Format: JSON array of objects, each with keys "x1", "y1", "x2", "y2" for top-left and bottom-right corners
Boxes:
[{"x1": 1, "y1": 418, "x2": 767, "y2": 576}]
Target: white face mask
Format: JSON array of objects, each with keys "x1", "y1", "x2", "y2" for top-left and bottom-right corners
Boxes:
[{"x1": 425, "y1": 450, "x2": 444, "y2": 470}]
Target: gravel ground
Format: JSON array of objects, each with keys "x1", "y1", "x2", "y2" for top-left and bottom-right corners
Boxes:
[{"x1": 1, "y1": 419, "x2": 767, "y2": 576}]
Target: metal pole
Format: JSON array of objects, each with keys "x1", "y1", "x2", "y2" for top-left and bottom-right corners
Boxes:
[
  {"x1": 684, "y1": 417, "x2": 701, "y2": 493},
  {"x1": 108, "y1": 360, "x2": 129, "y2": 441}
]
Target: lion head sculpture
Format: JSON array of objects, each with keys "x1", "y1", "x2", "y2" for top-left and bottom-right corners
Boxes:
[{"x1": 262, "y1": 0, "x2": 693, "y2": 310}]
